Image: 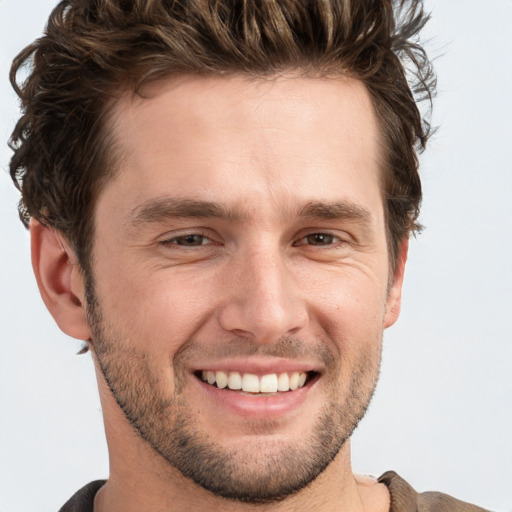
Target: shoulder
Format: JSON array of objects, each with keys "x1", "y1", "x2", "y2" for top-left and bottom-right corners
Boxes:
[
  {"x1": 58, "y1": 480, "x2": 106, "y2": 512},
  {"x1": 378, "y1": 471, "x2": 490, "y2": 512}
]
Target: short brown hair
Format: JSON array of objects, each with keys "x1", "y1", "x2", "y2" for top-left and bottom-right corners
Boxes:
[{"x1": 9, "y1": 0, "x2": 435, "y2": 273}]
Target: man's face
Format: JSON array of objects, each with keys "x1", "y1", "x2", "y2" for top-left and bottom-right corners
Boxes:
[{"x1": 87, "y1": 75, "x2": 404, "y2": 502}]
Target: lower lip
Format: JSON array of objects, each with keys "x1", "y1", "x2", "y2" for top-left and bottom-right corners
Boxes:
[{"x1": 195, "y1": 377, "x2": 315, "y2": 418}]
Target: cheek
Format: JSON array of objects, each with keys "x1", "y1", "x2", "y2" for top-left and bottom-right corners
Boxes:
[
  {"x1": 304, "y1": 268, "x2": 388, "y2": 351},
  {"x1": 93, "y1": 256, "x2": 218, "y2": 354}
]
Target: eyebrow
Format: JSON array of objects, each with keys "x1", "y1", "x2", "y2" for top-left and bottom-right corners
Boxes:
[
  {"x1": 127, "y1": 198, "x2": 249, "y2": 227},
  {"x1": 127, "y1": 197, "x2": 373, "y2": 230},
  {"x1": 297, "y1": 201, "x2": 372, "y2": 225}
]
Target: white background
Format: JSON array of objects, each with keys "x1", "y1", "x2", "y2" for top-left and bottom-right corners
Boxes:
[{"x1": 1, "y1": 1, "x2": 511, "y2": 511}]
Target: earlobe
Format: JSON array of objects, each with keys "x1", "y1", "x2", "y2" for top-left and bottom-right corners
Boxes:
[
  {"x1": 30, "y1": 220, "x2": 92, "y2": 341},
  {"x1": 384, "y1": 237, "x2": 409, "y2": 328}
]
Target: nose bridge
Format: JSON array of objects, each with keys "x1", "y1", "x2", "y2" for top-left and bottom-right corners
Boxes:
[
  {"x1": 218, "y1": 241, "x2": 307, "y2": 342},
  {"x1": 248, "y1": 245, "x2": 286, "y2": 313}
]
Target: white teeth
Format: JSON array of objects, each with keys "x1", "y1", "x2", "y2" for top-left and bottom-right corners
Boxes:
[
  {"x1": 260, "y1": 373, "x2": 278, "y2": 393},
  {"x1": 277, "y1": 373, "x2": 290, "y2": 392},
  {"x1": 289, "y1": 372, "x2": 300, "y2": 390},
  {"x1": 201, "y1": 370, "x2": 310, "y2": 393},
  {"x1": 242, "y1": 373, "x2": 260, "y2": 393},
  {"x1": 216, "y1": 371, "x2": 228, "y2": 389},
  {"x1": 227, "y1": 372, "x2": 242, "y2": 390}
]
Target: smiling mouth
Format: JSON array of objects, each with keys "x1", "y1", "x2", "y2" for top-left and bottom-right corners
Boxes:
[{"x1": 197, "y1": 370, "x2": 318, "y2": 394}]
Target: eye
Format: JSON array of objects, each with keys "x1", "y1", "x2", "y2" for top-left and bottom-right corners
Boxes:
[
  {"x1": 293, "y1": 233, "x2": 341, "y2": 246},
  {"x1": 162, "y1": 234, "x2": 211, "y2": 247},
  {"x1": 306, "y1": 233, "x2": 336, "y2": 245}
]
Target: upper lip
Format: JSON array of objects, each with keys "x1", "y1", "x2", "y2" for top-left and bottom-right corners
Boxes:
[{"x1": 190, "y1": 356, "x2": 321, "y2": 375}]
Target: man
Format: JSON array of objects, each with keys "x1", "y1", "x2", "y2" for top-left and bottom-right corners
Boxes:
[{"x1": 7, "y1": 0, "x2": 491, "y2": 511}]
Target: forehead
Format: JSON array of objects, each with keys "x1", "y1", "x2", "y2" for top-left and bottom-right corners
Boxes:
[{"x1": 102, "y1": 73, "x2": 384, "y2": 225}]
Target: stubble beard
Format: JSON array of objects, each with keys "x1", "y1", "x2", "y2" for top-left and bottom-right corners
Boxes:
[{"x1": 86, "y1": 284, "x2": 382, "y2": 504}]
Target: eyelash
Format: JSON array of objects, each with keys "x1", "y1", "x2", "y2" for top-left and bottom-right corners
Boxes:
[
  {"x1": 159, "y1": 231, "x2": 344, "y2": 249},
  {"x1": 160, "y1": 233, "x2": 214, "y2": 247},
  {"x1": 292, "y1": 233, "x2": 343, "y2": 247}
]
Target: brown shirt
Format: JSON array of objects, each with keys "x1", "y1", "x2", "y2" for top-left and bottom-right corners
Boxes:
[
  {"x1": 59, "y1": 472, "x2": 490, "y2": 511},
  {"x1": 378, "y1": 472, "x2": 490, "y2": 512}
]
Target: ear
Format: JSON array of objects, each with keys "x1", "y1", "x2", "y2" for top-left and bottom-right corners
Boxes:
[
  {"x1": 384, "y1": 237, "x2": 409, "y2": 328},
  {"x1": 30, "y1": 220, "x2": 92, "y2": 341}
]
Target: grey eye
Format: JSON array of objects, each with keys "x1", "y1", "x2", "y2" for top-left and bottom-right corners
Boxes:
[{"x1": 305, "y1": 233, "x2": 335, "y2": 245}]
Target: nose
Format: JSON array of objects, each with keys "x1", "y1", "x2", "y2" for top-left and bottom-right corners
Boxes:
[{"x1": 217, "y1": 246, "x2": 308, "y2": 343}]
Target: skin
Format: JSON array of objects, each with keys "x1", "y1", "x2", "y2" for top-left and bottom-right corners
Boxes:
[{"x1": 32, "y1": 74, "x2": 407, "y2": 511}]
